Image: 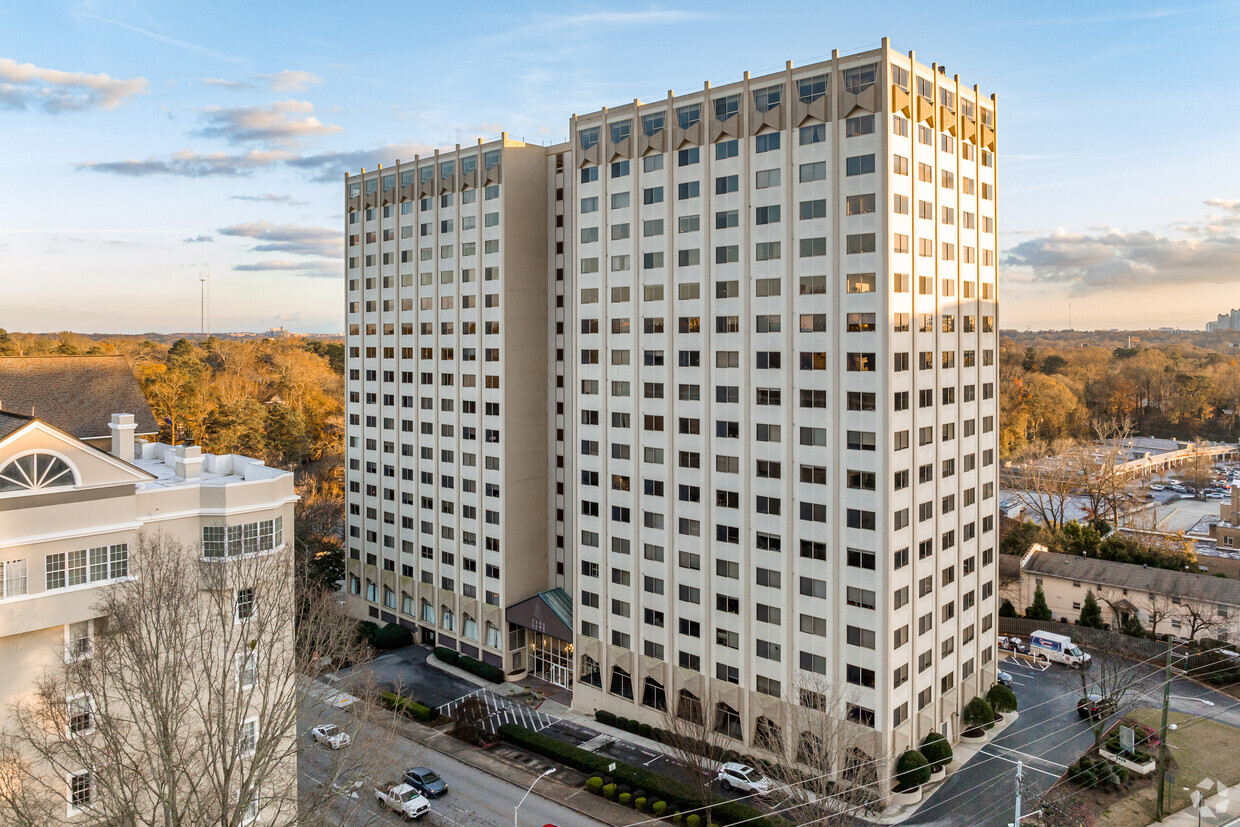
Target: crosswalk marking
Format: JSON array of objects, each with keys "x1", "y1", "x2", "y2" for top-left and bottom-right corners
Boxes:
[{"x1": 437, "y1": 687, "x2": 559, "y2": 734}]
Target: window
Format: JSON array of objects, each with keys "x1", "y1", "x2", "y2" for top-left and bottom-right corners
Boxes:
[
  {"x1": 68, "y1": 771, "x2": 92, "y2": 813},
  {"x1": 235, "y1": 587, "x2": 255, "y2": 622},
  {"x1": 846, "y1": 154, "x2": 875, "y2": 176},
  {"x1": 0, "y1": 453, "x2": 76, "y2": 492},
  {"x1": 2, "y1": 558, "x2": 28, "y2": 598},
  {"x1": 238, "y1": 718, "x2": 258, "y2": 757}
]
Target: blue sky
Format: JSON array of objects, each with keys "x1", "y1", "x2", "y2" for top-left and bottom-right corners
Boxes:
[{"x1": 2, "y1": 1, "x2": 1239, "y2": 334}]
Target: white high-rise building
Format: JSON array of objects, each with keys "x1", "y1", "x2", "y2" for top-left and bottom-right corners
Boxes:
[{"x1": 344, "y1": 38, "x2": 1001, "y2": 789}]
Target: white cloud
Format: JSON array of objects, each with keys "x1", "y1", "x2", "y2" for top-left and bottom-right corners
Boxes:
[
  {"x1": 218, "y1": 221, "x2": 340, "y2": 258},
  {"x1": 0, "y1": 57, "x2": 148, "y2": 113},
  {"x1": 77, "y1": 149, "x2": 294, "y2": 177},
  {"x1": 196, "y1": 99, "x2": 342, "y2": 146},
  {"x1": 254, "y1": 70, "x2": 323, "y2": 91},
  {"x1": 233, "y1": 259, "x2": 337, "y2": 278},
  {"x1": 1004, "y1": 201, "x2": 1240, "y2": 295}
]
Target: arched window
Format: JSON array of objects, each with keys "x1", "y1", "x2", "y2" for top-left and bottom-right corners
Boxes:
[
  {"x1": 641, "y1": 677, "x2": 667, "y2": 711},
  {"x1": 754, "y1": 716, "x2": 781, "y2": 752},
  {"x1": 714, "y1": 701, "x2": 742, "y2": 740},
  {"x1": 0, "y1": 453, "x2": 76, "y2": 493},
  {"x1": 579, "y1": 655, "x2": 602, "y2": 687}
]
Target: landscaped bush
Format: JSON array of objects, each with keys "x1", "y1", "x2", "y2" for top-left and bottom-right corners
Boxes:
[
  {"x1": 987, "y1": 683, "x2": 1018, "y2": 714},
  {"x1": 458, "y1": 654, "x2": 504, "y2": 683},
  {"x1": 617, "y1": 716, "x2": 630, "y2": 730},
  {"x1": 687, "y1": 816, "x2": 702, "y2": 827},
  {"x1": 635, "y1": 796, "x2": 646, "y2": 811},
  {"x1": 963, "y1": 697, "x2": 996, "y2": 736},
  {"x1": 626, "y1": 718, "x2": 641, "y2": 734},
  {"x1": 653, "y1": 801, "x2": 667, "y2": 817},
  {"x1": 496, "y1": 724, "x2": 779, "y2": 826},
  {"x1": 1104, "y1": 736, "x2": 1152, "y2": 765},
  {"x1": 894, "y1": 749, "x2": 931, "y2": 792},
  {"x1": 619, "y1": 793, "x2": 632, "y2": 806},
  {"x1": 638, "y1": 723, "x2": 653, "y2": 738},
  {"x1": 356, "y1": 620, "x2": 379, "y2": 643},
  {"x1": 373, "y1": 622, "x2": 413, "y2": 650},
  {"x1": 919, "y1": 732, "x2": 953, "y2": 770},
  {"x1": 603, "y1": 783, "x2": 617, "y2": 799},
  {"x1": 586, "y1": 776, "x2": 604, "y2": 794},
  {"x1": 379, "y1": 690, "x2": 435, "y2": 722},
  {"x1": 595, "y1": 710, "x2": 617, "y2": 726},
  {"x1": 434, "y1": 646, "x2": 459, "y2": 666}
]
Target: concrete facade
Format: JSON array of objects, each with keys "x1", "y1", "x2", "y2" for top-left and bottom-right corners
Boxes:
[{"x1": 341, "y1": 38, "x2": 1001, "y2": 793}]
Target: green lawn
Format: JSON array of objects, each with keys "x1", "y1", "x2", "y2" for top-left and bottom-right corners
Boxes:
[{"x1": 1096, "y1": 707, "x2": 1240, "y2": 826}]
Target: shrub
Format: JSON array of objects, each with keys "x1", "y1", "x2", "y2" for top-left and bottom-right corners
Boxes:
[
  {"x1": 617, "y1": 784, "x2": 632, "y2": 797},
  {"x1": 635, "y1": 797, "x2": 646, "y2": 811},
  {"x1": 627, "y1": 719, "x2": 641, "y2": 734},
  {"x1": 687, "y1": 816, "x2": 702, "y2": 827},
  {"x1": 894, "y1": 749, "x2": 931, "y2": 792},
  {"x1": 919, "y1": 732, "x2": 953, "y2": 770},
  {"x1": 586, "y1": 776, "x2": 604, "y2": 795},
  {"x1": 987, "y1": 684, "x2": 1018, "y2": 714},
  {"x1": 373, "y1": 622, "x2": 413, "y2": 650},
  {"x1": 653, "y1": 801, "x2": 667, "y2": 817},
  {"x1": 603, "y1": 783, "x2": 617, "y2": 799},
  {"x1": 620, "y1": 793, "x2": 632, "y2": 806},
  {"x1": 378, "y1": 690, "x2": 435, "y2": 722},
  {"x1": 458, "y1": 654, "x2": 505, "y2": 683},
  {"x1": 595, "y1": 710, "x2": 617, "y2": 726},
  {"x1": 963, "y1": 697, "x2": 996, "y2": 731},
  {"x1": 617, "y1": 717, "x2": 630, "y2": 730},
  {"x1": 356, "y1": 620, "x2": 379, "y2": 643},
  {"x1": 434, "y1": 646, "x2": 459, "y2": 666},
  {"x1": 638, "y1": 723, "x2": 653, "y2": 738}
]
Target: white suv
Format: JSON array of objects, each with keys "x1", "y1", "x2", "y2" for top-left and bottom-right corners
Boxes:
[{"x1": 716, "y1": 762, "x2": 773, "y2": 796}]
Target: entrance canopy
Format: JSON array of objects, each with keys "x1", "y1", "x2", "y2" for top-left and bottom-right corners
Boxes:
[{"x1": 505, "y1": 588, "x2": 573, "y2": 640}]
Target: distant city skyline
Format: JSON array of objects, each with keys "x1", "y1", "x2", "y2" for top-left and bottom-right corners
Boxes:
[{"x1": 2, "y1": 0, "x2": 1238, "y2": 333}]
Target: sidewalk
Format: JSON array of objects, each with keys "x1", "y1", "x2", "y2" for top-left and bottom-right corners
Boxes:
[
  {"x1": 1146, "y1": 784, "x2": 1238, "y2": 826},
  {"x1": 349, "y1": 679, "x2": 640, "y2": 827},
  {"x1": 869, "y1": 711, "x2": 1022, "y2": 825}
]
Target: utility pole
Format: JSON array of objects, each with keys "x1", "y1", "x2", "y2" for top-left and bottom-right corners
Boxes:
[
  {"x1": 199, "y1": 272, "x2": 211, "y2": 337},
  {"x1": 1155, "y1": 641, "x2": 1173, "y2": 821},
  {"x1": 1014, "y1": 760, "x2": 1023, "y2": 826}
]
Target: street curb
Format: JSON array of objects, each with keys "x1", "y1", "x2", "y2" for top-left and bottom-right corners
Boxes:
[{"x1": 341, "y1": 681, "x2": 636, "y2": 827}]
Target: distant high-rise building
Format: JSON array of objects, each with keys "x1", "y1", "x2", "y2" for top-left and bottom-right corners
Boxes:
[{"x1": 343, "y1": 37, "x2": 1001, "y2": 794}]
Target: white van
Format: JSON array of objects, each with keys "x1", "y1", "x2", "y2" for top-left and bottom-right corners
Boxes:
[{"x1": 1029, "y1": 630, "x2": 1091, "y2": 667}]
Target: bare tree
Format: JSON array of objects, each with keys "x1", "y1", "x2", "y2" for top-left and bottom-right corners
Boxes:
[
  {"x1": 1008, "y1": 438, "x2": 1078, "y2": 530},
  {"x1": 1145, "y1": 593, "x2": 1178, "y2": 638},
  {"x1": 759, "y1": 674, "x2": 875, "y2": 825},
  {"x1": 0, "y1": 531, "x2": 394, "y2": 827},
  {"x1": 1175, "y1": 602, "x2": 1226, "y2": 642},
  {"x1": 657, "y1": 682, "x2": 738, "y2": 825},
  {"x1": 1074, "y1": 418, "x2": 1137, "y2": 528},
  {"x1": 1076, "y1": 651, "x2": 1153, "y2": 748}
]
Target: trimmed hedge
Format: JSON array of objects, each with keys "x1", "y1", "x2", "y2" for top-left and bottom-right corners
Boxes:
[
  {"x1": 434, "y1": 646, "x2": 504, "y2": 683},
  {"x1": 496, "y1": 724, "x2": 780, "y2": 826},
  {"x1": 919, "y1": 732, "x2": 953, "y2": 770},
  {"x1": 374, "y1": 622, "x2": 413, "y2": 650},
  {"x1": 895, "y1": 749, "x2": 930, "y2": 792},
  {"x1": 595, "y1": 710, "x2": 617, "y2": 726},
  {"x1": 379, "y1": 690, "x2": 436, "y2": 722},
  {"x1": 987, "y1": 683, "x2": 1018, "y2": 714}
]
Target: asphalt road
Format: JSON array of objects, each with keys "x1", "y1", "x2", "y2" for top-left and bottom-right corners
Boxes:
[
  {"x1": 901, "y1": 653, "x2": 1240, "y2": 827},
  {"x1": 298, "y1": 701, "x2": 600, "y2": 827}
]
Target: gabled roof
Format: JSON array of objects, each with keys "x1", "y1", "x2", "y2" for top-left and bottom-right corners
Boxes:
[
  {"x1": 0, "y1": 356, "x2": 159, "y2": 439},
  {"x1": 0, "y1": 410, "x2": 32, "y2": 440},
  {"x1": 1022, "y1": 550, "x2": 1240, "y2": 607}
]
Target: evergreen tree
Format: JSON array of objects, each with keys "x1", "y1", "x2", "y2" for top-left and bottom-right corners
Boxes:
[
  {"x1": 1078, "y1": 590, "x2": 1105, "y2": 629},
  {"x1": 999, "y1": 598, "x2": 1018, "y2": 618},
  {"x1": 1025, "y1": 584, "x2": 1053, "y2": 621}
]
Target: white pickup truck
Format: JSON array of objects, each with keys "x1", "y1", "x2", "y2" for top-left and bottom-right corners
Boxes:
[{"x1": 374, "y1": 784, "x2": 430, "y2": 820}]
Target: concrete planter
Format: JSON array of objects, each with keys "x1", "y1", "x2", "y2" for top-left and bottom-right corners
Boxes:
[
  {"x1": 891, "y1": 786, "x2": 923, "y2": 806},
  {"x1": 1099, "y1": 748, "x2": 1156, "y2": 776},
  {"x1": 929, "y1": 766, "x2": 946, "y2": 782},
  {"x1": 960, "y1": 730, "x2": 987, "y2": 744}
]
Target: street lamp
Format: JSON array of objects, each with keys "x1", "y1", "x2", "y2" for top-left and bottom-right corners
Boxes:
[{"x1": 514, "y1": 767, "x2": 555, "y2": 827}]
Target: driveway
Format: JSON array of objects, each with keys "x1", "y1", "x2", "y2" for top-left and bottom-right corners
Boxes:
[{"x1": 900, "y1": 654, "x2": 1240, "y2": 826}]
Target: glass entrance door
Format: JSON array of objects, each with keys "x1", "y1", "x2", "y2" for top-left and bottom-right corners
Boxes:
[{"x1": 528, "y1": 632, "x2": 572, "y2": 688}]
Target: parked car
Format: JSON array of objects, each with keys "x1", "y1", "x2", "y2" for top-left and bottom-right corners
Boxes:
[
  {"x1": 997, "y1": 671, "x2": 1013, "y2": 687},
  {"x1": 403, "y1": 766, "x2": 448, "y2": 798},
  {"x1": 998, "y1": 635, "x2": 1029, "y2": 655},
  {"x1": 374, "y1": 784, "x2": 431, "y2": 820},
  {"x1": 1150, "y1": 484, "x2": 1166, "y2": 491},
  {"x1": 311, "y1": 723, "x2": 351, "y2": 750},
  {"x1": 1076, "y1": 693, "x2": 1116, "y2": 720},
  {"x1": 716, "y1": 762, "x2": 774, "y2": 796}
]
